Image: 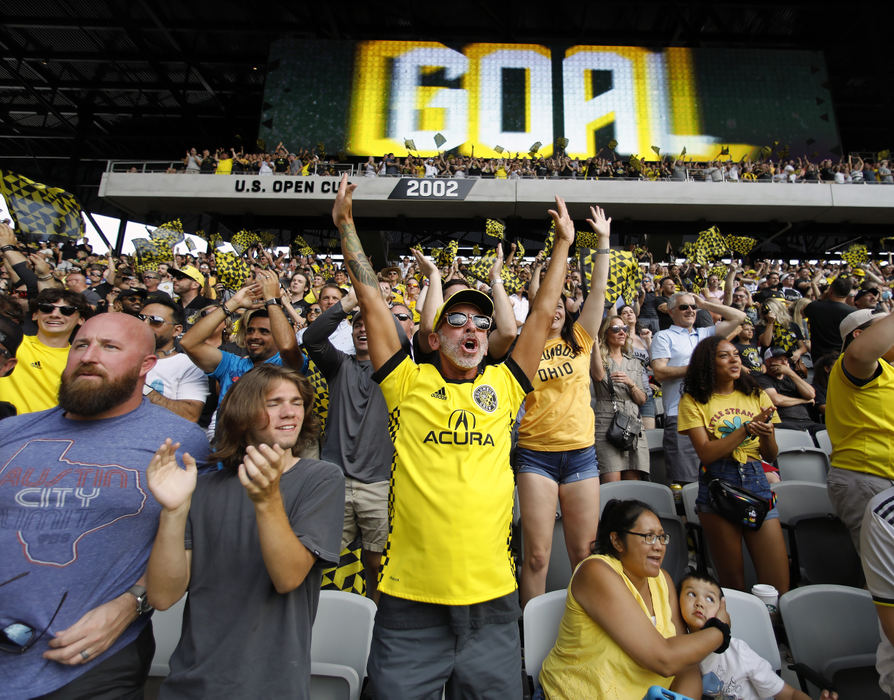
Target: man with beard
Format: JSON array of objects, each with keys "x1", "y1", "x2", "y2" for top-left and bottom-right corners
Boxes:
[
  {"x1": 332, "y1": 175, "x2": 574, "y2": 698},
  {"x1": 0, "y1": 313, "x2": 209, "y2": 700},
  {"x1": 180, "y1": 275, "x2": 307, "y2": 409},
  {"x1": 140, "y1": 296, "x2": 208, "y2": 422},
  {"x1": 170, "y1": 265, "x2": 214, "y2": 329}
]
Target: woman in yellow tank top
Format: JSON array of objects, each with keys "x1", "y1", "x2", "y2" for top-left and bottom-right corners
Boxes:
[
  {"x1": 539, "y1": 499, "x2": 732, "y2": 699},
  {"x1": 517, "y1": 206, "x2": 610, "y2": 606}
]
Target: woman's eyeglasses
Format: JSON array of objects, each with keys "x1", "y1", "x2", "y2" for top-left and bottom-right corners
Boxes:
[
  {"x1": 624, "y1": 530, "x2": 670, "y2": 545},
  {"x1": 443, "y1": 312, "x2": 492, "y2": 330}
]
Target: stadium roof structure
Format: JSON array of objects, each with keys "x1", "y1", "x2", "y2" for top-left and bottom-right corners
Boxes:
[{"x1": 2, "y1": 2, "x2": 893, "y2": 256}]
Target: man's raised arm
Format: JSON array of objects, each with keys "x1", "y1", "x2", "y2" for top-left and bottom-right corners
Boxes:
[
  {"x1": 332, "y1": 175, "x2": 399, "y2": 370},
  {"x1": 181, "y1": 282, "x2": 260, "y2": 372},
  {"x1": 510, "y1": 195, "x2": 575, "y2": 381},
  {"x1": 257, "y1": 269, "x2": 306, "y2": 372}
]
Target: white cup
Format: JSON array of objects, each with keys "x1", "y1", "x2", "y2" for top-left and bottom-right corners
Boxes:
[{"x1": 751, "y1": 583, "x2": 779, "y2": 616}]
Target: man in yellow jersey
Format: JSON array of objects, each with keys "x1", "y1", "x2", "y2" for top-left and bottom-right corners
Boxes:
[
  {"x1": 826, "y1": 309, "x2": 894, "y2": 550},
  {"x1": 332, "y1": 174, "x2": 574, "y2": 699},
  {"x1": 0, "y1": 288, "x2": 86, "y2": 414}
]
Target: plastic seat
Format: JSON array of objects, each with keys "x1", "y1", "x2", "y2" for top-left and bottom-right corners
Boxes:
[
  {"x1": 780, "y1": 585, "x2": 884, "y2": 698},
  {"x1": 721, "y1": 588, "x2": 781, "y2": 672},
  {"x1": 776, "y1": 448, "x2": 830, "y2": 484},
  {"x1": 774, "y1": 429, "x2": 815, "y2": 451},
  {"x1": 772, "y1": 480, "x2": 863, "y2": 587},
  {"x1": 523, "y1": 589, "x2": 567, "y2": 693},
  {"x1": 599, "y1": 481, "x2": 676, "y2": 517},
  {"x1": 148, "y1": 594, "x2": 186, "y2": 677},
  {"x1": 310, "y1": 590, "x2": 377, "y2": 700},
  {"x1": 657, "y1": 515, "x2": 689, "y2": 583},
  {"x1": 544, "y1": 514, "x2": 573, "y2": 594},
  {"x1": 814, "y1": 429, "x2": 832, "y2": 455}
]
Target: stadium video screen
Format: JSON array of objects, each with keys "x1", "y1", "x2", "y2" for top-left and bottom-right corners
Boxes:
[{"x1": 259, "y1": 40, "x2": 839, "y2": 161}]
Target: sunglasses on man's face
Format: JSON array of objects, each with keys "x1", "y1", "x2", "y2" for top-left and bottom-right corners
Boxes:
[
  {"x1": 675, "y1": 304, "x2": 696, "y2": 311},
  {"x1": 137, "y1": 314, "x2": 171, "y2": 327},
  {"x1": 443, "y1": 312, "x2": 492, "y2": 330},
  {"x1": 393, "y1": 312, "x2": 412, "y2": 322},
  {"x1": 37, "y1": 303, "x2": 78, "y2": 316}
]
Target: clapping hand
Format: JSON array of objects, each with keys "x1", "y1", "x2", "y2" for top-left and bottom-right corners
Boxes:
[
  {"x1": 238, "y1": 444, "x2": 288, "y2": 505},
  {"x1": 147, "y1": 439, "x2": 197, "y2": 513}
]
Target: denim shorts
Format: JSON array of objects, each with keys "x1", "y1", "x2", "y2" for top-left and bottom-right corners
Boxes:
[
  {"x1": 696, "y1": 457, "x2": 779, "y2": 521},
  {"x1": 516, "y1": 445, "x2": 599, "y2": 485},
  {"x1": 640, "y1": 394, "x2": 656, "y2": 418}
]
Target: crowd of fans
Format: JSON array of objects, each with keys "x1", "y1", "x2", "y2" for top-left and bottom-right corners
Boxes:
[
  {"x1": 1, "y1": 181, "x2": 893, "y2": 699},
  {"x1": 164, "y1": 143, "x2": 894, "y2": 183}
]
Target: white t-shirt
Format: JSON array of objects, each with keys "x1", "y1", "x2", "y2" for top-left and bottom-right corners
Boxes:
[
  {"x1": 699, "y1": 637, "x2": 785, "y2": 700},
  {"x1": 296, "y1": 319, "x2": 356, "y2": 356},
  {"x1": 146, "y1": 352, "x2": 209, "y2": 403}
]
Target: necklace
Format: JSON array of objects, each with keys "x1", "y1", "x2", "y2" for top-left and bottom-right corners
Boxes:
[{"x1": 157, "y1": 347, "x2": 177, "y2": 357}]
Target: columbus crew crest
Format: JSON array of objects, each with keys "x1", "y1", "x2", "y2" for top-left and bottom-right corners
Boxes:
[{"x1": 473, "y1": 384, "x2": 498, "y2": 413}]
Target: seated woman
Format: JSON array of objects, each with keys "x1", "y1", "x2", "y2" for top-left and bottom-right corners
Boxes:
[
  {"x1": 539, "y1": 499, "x2": 732, "y2": 699},
  {"x1": 678, "y1": 336, "x2": 789, "y2": 593}
]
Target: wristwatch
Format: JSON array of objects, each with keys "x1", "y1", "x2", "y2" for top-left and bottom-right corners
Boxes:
[
  {"x1": 127, "y1": 584, "x2": 154, "y2": 616},
  {"x1": 264, "y1": 298, "x2": 281, "y2": 307}
]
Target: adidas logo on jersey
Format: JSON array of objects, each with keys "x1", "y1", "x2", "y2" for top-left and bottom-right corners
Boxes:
[
  {"x1": 430, "y1": 387, "x2": 447, "y2": 400},
  {"x1": 31, "y1": 361, "x2": 42, "y2": 369}
]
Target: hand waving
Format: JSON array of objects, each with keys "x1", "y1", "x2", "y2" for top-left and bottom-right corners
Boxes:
[
  {"x1": 547, "y1": 195, "x2": 575, "y2": 246},
  {"x1": 585, "y1": 205, "x2": 611, "y2": 238}
]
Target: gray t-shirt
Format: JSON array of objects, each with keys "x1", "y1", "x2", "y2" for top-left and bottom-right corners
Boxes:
[
  {"x1": 304, "y1": 302, "x2": 393, "y2": 483},
  {"x1": 161, "y1": 459, "x2": 344, "y2": 700}
]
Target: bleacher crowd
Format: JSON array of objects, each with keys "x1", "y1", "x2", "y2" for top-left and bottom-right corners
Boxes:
[
  {"x1": 166, "y1": 142, "x2": 894, "y2": 183},
  {"x1": 1, "y1": 179, "x2": 893, "y2": 699}
]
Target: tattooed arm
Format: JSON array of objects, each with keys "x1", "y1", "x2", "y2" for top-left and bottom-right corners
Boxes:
[{"x1": 332, "y1": 174, "x2": 401, "y2": 370}]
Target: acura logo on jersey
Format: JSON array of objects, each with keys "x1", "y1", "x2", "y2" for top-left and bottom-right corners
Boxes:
[
  {"x1": 448, "y1": 409, "x2": 476, "y2": 431},
  {"x1": 423, "y1": 409, "x2": 494, "y2": 446}
]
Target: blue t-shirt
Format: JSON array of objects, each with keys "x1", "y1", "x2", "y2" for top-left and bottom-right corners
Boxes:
[
  {"x1": 209, "y1": 351, "x2": 288, "y2": 405},
  {"x1": 0, "y1": 400, "x2": 210, "y2": 699}
]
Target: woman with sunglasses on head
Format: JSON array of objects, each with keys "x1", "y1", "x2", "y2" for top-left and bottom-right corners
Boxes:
[
  {"x1": 677, "y1": 336, "x2": 789, "y2": 593},
  {"x1": 591, "y1": 315, "x2": 650, "y2": 482},
  {"x1": 517, "y1": 206, "x2": 610, "y2": 607},
  {"x1": 539, "y1": 499, "x2": 728, "y2": 699}
]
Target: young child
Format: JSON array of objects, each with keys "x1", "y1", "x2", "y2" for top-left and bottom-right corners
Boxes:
[{"x1": 678, "y1": 572, "x2": 837, "y2": 700}]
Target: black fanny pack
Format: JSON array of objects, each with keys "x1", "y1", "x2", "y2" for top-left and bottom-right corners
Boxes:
[{"x1": 707, "y1": 479, "x2": 771, "y2": 530}]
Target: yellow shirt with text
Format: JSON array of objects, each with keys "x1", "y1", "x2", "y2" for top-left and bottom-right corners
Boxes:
[
  {"x1": 677, "y1": 389, "x2": 778, "y2": 464},
  {"x1": 374, "y1": 352, "x2": 529, "y2": 604},
  {"x1": 518, "y1": 323, "x2": 595, "y2": 451}
]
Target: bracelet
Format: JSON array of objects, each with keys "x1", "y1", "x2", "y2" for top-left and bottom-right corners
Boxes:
[
  {"x1": 703, "y1": 617, "x2": 731, "y2": 654},
  {"x1": 0, "y1": 245, "x2": 17, "y2": 253},
  {"x1": 490, "y1": 279, "x2": 504, "y2": 286},
  {"x1": 37, "y1": 273, "x2": 53, "y2": 281},
  {"x1": 742, "y1": 421, "x2": 753, "y2": 438},
  {"x1": 220, "y1": 303, "x2": 237, "y2": 320},
  {"x1": 595, "y1": 248, "x2": 611, "y2": 255}
]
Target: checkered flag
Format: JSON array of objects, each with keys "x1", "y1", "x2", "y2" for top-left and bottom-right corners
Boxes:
[{"x1": 0, "y1": 170, "x2": 84, "y2": 240}]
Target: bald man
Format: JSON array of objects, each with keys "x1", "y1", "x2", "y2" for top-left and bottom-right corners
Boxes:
[{"x1": 0, "y1": 313, "x2": 210, "y2": 700}]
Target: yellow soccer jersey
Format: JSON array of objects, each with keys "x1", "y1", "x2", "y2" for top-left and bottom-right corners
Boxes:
[
  {"x1": 826, "y1": 356, "x2": 894, "y2": 479},
  {"x1": 374, "y1": 351, "x2": 530, "y2": 605},
  {"x1": 0, "y1": 335, "x2": 70, "y2": 415}
]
